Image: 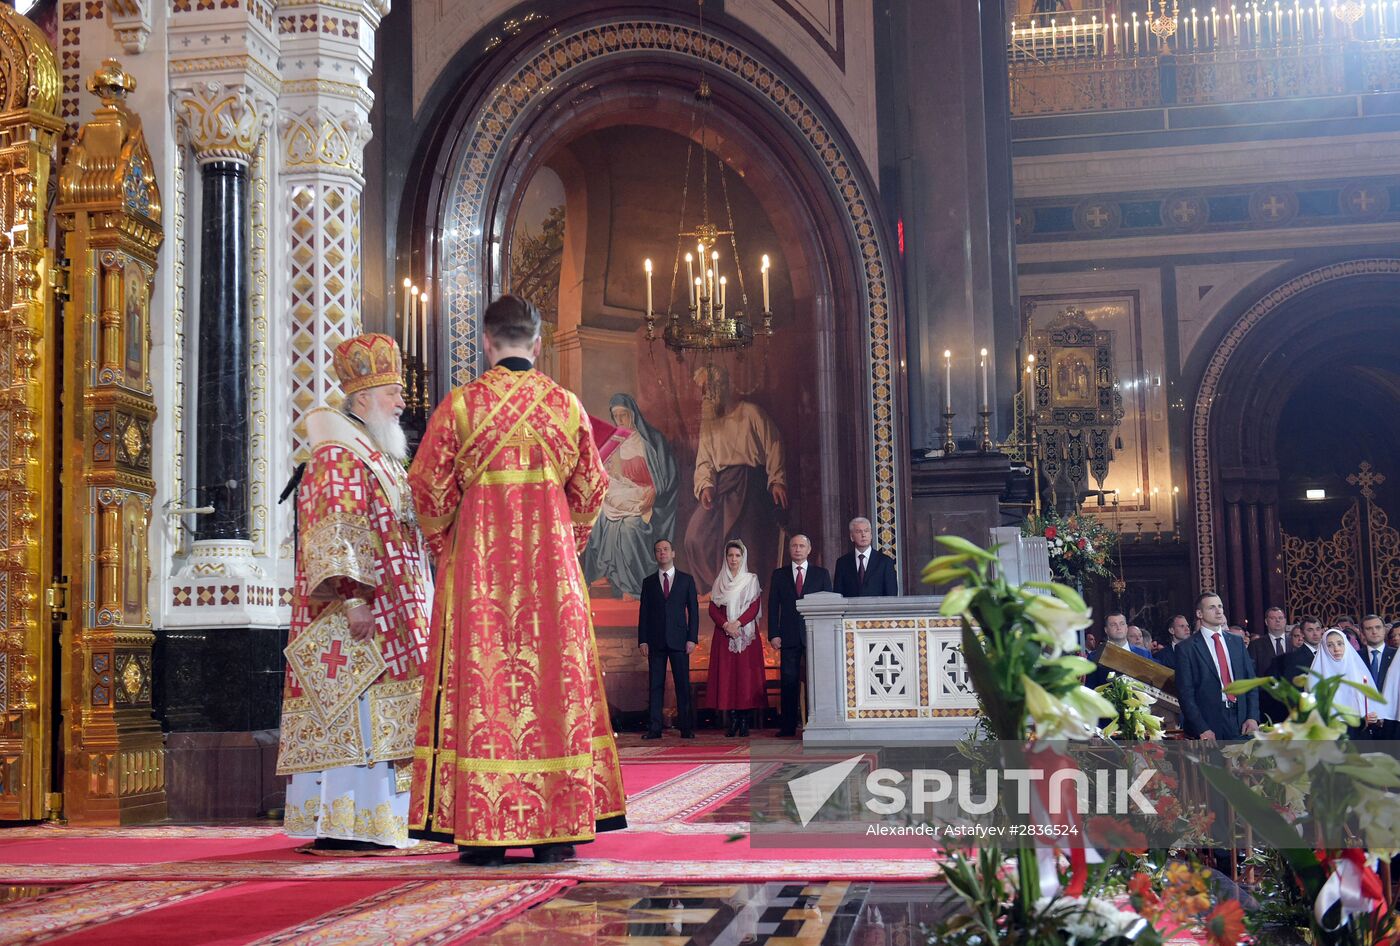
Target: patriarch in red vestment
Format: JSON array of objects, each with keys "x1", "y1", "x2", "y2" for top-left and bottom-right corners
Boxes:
[
  {"x1": 407, "y1": 294, "x2": 626, "y2": 865},
  {"x1": 277, "y1": 333, "x2": 433, "y2": 851}
]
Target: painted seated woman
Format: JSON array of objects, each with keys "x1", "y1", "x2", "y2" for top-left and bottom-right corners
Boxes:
[
  {"x1": 584, "y1": 394, "x2": 678, "y2": 598},
  {"x1": 705, "y1": 540, "x2": 768, "y2": 737}
]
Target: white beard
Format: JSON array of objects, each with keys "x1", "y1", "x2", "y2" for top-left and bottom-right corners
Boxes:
[{"x1": 360, "y1": 410, "x2": 408, "y2": 465}]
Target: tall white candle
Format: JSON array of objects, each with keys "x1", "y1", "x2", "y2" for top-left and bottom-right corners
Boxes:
[
  {"x1": 409, "y1": 286, "x2": 419, "y2": 357},
  {"x1": 979, "y1": 347, "x2": 989, "y2": 411},
  {"x1": 643, "y1": 258, "x2": 653, "y2": 319},
  {"x1": 719, "y1": 276, "x2": 727, "y2": 316},
  {"x1": 694, "y1": 277, "x2": 703, "y2": 315},
  {"x1": 685, "y1": 253, "x2": 694, "y2": 306},
  {"x1": 761, "y1": 254, "x2": 771, "y2": 312},
  {"x1": 1172, "y1": 486, "x2": 1180, "y2": 523},
  {"x1": 943, "y1": 349, "x2": 952, "y2": 413},
  {"x1": 419, "y1": 296, "x2": 429, "y2": 367},
  {"x1": 401, "y1": 277, "x2": 411, "y2": 351}
]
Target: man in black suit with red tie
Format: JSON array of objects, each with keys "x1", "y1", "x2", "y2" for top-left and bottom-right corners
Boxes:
[
  {"x1": 637, "y1": 539, "x2": 700, "y2": 739},
  {"x1": 767, "y1": 533, "x2": 832, "y2": 737},
  {"x1": 833, "y1": 517, "x2": 898, "y2": 597},
  {"x1": 1175, "y1": 593, "x2": 1260, "y2": 740}
]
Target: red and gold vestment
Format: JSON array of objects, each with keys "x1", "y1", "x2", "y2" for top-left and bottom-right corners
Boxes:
[{"x1": 407, "y1": 364, "x2": 626, "y2": 846}]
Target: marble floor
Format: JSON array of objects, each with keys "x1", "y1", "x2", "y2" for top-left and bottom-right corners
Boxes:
[{"x1": 476, "y1": 881, "x2": 959, "y2": 945}]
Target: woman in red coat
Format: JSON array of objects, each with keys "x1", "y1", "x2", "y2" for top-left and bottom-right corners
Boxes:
[{"x1": 705, "y1": 539, "x2": 767, "y2": 736}]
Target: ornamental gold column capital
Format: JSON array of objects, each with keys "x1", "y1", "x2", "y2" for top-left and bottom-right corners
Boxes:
[
  {"x1": 172, "y1": 81, "x2": 269, "y2": 166},
  {"x1": 277, "y1": 104, "x2": 372, "y2": 179}
]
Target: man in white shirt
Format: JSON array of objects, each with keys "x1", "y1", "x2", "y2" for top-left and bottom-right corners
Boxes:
[
  {"x1": 1248, "y1": 606, "x2": 1292, "y2": 722},
  {"x1": 833, "y1": 517, "x2": 898, "y2": 597}
]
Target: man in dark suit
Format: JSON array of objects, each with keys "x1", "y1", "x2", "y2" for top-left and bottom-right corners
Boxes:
[
  {"x1": 1175, "y1": 592, "x2": 1260, "y2": 740},
  {"x1": 1085, "y1": 612, "x2": 1153, "y2": 689},
  {"x1": 767, "y1": 533, "x2": 832, "y2": 737},
  {"x1": 1276, "y1": 615, "x2": 1323, "y2": 686},
  {"x1": 833, "y1": 516, "x2": 897, "y2": 597},
  {"x1": 1248, "y1": 606, "x2": 1292, "y2": 723},
  {"x1": 1358, "y1": 613, "x2": 1396, "y2": 738},
  {"x1": 1155, "y1": 614, "x2": 1193, "y2": 671},
  {"x1": 637, "y1": 539, "x2": 699, "y2": 739}
]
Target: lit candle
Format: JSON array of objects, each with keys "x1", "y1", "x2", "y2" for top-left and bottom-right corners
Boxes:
[
  {"x1": 706, "y1": 268, "x2": 714, "y2": 317},
  {"x1": 685, "y1": 253, "x2": 694, "y2": 306},
  {"x1": 710, "y1": 250, "x2": 719, "y2": 306},
  {"x1": 761, "y1": 254, "x2": 771, "y2": 312},
  {"x1": 694, "y1": 277, "x2": 703, "y2": 315},
  {"x1": 943, "y1": 349, "x2": 952, "y2": 414},
  {"x1": 979, "y1": 347, "x2": 989, "y2": 411},
  {"x1": 643, "y1": 258, "x2": 653, "y2": 320},
  {"x1": 401, "y1": 277, "x2": 411, "y2": 351},
  {"x1": 409, "y1": 285, "x2": 419, "y2": 357},
  {"x1": 1172, "y1": 485, "x2": 1180, "y2": 523},
  {"x1": 719, "y1": 275, "x2": 727, "y2": 316},
  {"x1": 419, "y1": 295, "x2": 429, "y2": 368}
]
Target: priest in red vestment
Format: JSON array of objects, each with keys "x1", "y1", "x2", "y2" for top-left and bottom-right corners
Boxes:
[
  {"x1": 277, "y1": 333, "x2": 433, "y2": 851},
  {"x1": 407, "y1": 294, "x2": 627, "y2": 865}
]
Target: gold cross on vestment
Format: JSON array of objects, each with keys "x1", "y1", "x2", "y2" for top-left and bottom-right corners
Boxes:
[{"x1": 1349, "y1": 462, "x2": 1386, "y2": 500}]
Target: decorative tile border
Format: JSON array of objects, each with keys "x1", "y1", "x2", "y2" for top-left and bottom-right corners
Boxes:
[
  {"x1": 437, "y1": 16, "x2": 901, "y2": 553},
  {"x1": 1191, "y1": 258, "x2": 1400, "y2": 592},
  {"x1": 1016, "y1": 177, "x2": 1400, "y2": 243}
]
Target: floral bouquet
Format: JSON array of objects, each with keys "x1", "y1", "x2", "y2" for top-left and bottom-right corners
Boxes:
[{"x1": 1023, "y1": 509, "x2": 1118, "y2": 586}]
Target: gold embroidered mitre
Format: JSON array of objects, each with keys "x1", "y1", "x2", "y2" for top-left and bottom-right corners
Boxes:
[{"x1": 333, "y1": 333, "x2": 402, "y2": 396}]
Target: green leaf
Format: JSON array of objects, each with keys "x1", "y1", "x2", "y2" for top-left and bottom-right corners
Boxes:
[
  {"x1": 935, "y1": 534, "x2": 1000, "y2": 562},
  {"x1": 1198, "y1": 763, "x2": 1326, "y2": 894},
  {"x1": 1339, "y1": 677, "x2": 1384, "y2": 701},
  {"x1": 960, "y1": 620, "x2": 1022, "y2": 740},
  {"x1": 1335, "y1": 764, "x2": 1400, "y2": 788}
]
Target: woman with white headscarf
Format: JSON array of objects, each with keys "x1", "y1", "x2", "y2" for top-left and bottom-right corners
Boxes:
[
  {"x1": 705, "y1": 539, "x2": 767, "y2": 737},
  {"x1": 1311, "y1": 628, "x2": 1380, "y2": 738}
]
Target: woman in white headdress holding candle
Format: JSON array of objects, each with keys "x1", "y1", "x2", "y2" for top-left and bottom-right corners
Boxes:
[
  {"x1": 1312, "y1": 628, "x2": 1380, "y2": 739},
  {"x1": 705, "y1": 539, "x2": 767, "y2": 737}
]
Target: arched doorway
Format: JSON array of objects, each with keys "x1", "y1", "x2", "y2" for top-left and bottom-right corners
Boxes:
[
  {"x1": 1190, "y1": 259, "x2": 1400, "y2": 629},
  {"x1": 399, "y1": 10, "x2": 906, "y2": 561}
]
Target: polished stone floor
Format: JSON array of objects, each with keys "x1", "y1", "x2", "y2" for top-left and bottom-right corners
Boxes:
[{"x1": 476, "y1": 881, "x2": 959, "y2": 945}]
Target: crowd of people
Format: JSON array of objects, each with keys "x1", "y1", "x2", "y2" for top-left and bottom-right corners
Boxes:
[
  {"x1": 637, "y1": 516, "x2": 897, "y2": 741},
  {"x1": 1087, "y1": 595, "x2": 1400, "y2": 739}
]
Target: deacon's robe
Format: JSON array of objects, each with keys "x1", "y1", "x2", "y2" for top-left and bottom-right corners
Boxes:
[
  {"x1": 277, "y1": 408, "x2": 433, "y2": 848},
  {"x1": 407, "y1": 362, "x2": 627, "y2": 847}
]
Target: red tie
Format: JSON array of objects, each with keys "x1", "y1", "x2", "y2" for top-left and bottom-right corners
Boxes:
[
  {"x1": 662, "y1": 573, "x2": 670, "y2": 598},
  {"x1": 795, "y1": 565, "x2": 804, "y2": 597},
  {"x1": 1212, "y1": 632, "x2": 1236, "y2": 702}
]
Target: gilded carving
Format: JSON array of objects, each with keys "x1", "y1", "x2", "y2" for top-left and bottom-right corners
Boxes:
[
  {"x1": 1283, "y1": 501, "x2": 1364, "y2": 624},
  {"x1": 172, "y1": 81, "x2": 266, "y2": 165},
  {"x1": 0, "y1": 3, "x2": 63, "y2": 821},
  {"x1": 55, "y1": 61, "x2": 166, "y2": 824},
  {"x1": 279, "y1": 106, "x2": 372, "y2": 176}
]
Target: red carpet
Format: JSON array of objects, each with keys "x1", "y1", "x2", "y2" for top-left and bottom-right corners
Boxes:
[{"x1": 0, "y1": 761, "x2": 942, "y2": 885}]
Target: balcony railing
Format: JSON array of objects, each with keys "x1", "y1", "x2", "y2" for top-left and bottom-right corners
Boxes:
[{"x1": 1008, "y1": 1, "x2": 1400, "y2": 115}]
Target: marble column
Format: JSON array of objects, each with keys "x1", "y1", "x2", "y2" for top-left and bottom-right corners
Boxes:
[
  {"x1": 876, "y1": 0, "x2": 1018, "y2": 449},
  {"x1": 194, "y1": 160, "x2": 250, "y2": 540}
]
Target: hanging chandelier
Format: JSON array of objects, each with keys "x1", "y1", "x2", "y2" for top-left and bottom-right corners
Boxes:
[{"x1": 642, "y1": 0, "x2": 774, "y2": 354}]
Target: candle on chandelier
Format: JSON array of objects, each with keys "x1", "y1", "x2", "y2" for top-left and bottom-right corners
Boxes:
[
  {"x1": 644, "y1": 258, "x2": 653, "y2": 320},
  {"x1": 710, "y1": 251, "x2": 719, "y2": 306},
  {"x1": 685, "y1": 253, "x2": 694, "y2": 306},
  {"x1": 409, "y1": 285, "x2": 420, "y2": 357},
  {"x1": 943, "y1": 349, "x2": 952, "y2": 414},
  {"x1": 401, "y1": 277, "x2": 412, "y2": 352},
  {"x1": 1172, "y1": 486, "x2": 1180, "y2": 523},
  {"x1": 706, "y1": 269, "x2": 715, "y2": 318},
  {"x1": 761, "y1": 254, "x2": 771, "y2": 313},
  {"x1": 979, "y1": 347, "x2": 989, "y2": 412},
  {"x1": 719, "y1": 275, "x2": 727, "y2": 316},
  {"x1": 694, "y1": 277, "x2": 703, "y2": 314}
]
